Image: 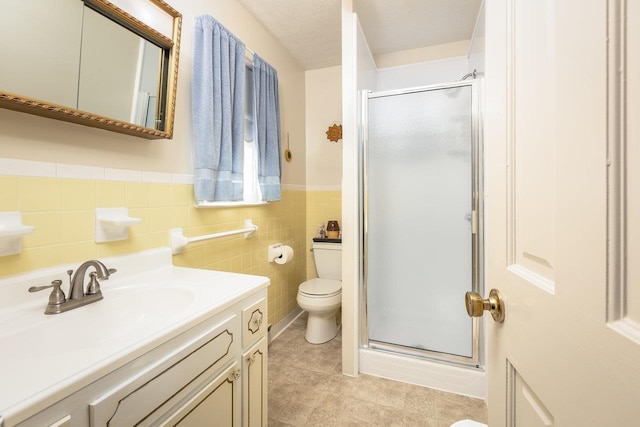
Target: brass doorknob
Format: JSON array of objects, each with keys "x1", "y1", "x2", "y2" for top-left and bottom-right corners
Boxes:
[{"x1": 465, "y1": 289, "x2": 505, "y2": 323}]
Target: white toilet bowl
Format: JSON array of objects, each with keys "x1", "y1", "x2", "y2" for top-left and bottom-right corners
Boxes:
[{"x1": 297, "y1": 278, "x2": 342, "y2": 344}]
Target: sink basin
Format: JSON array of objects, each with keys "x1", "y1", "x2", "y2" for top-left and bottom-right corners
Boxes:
[
  {"x1": 0, "y1": 283, "x2": 198, "y2": 363},
  {"x1": 0, "y1": 283, "x2": 197, "y2": 338},
  {"x1": 105, "y1": 283, "x2": 198, "y2": 321}
]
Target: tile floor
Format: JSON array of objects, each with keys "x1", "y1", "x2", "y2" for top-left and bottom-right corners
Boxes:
[{"x1": 268, "y1": 313, "x2": 488, "y2": 426}]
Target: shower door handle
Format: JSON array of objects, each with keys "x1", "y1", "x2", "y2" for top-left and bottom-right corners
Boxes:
[
  {"x1": 465, "y1": 211, "x2": 479, "y2": 234},
  {"x1": 465, "y1": 289, "x2": 505, "y2": 323}
]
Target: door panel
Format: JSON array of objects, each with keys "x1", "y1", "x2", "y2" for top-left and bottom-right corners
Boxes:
[
  {"x1": 507, "y1": 363, "x2": 554, "y2": 427},
  {"x1": 486, "y1": 0, "x2": 640, "y2": 425},
  {"x1": 619, "y1": 0, "x2": 640, "y2": 336},
  {"x1": 511, "y1": 0, "x2": 556, "y2": 285}
]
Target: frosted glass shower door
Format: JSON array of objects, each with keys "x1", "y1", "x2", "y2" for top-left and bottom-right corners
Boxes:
[{"x1": 366, "y1": 85, "x2": 474, "y2": 359}]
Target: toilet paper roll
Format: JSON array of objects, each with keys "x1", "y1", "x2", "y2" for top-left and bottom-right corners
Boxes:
[{"x1": 274, "y1": 245, "x2": 294, "y2": 265}]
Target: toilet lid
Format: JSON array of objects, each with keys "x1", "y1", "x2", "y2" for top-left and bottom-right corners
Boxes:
[{"x1": 299, "y1": 278, "x2": 342, "y2": 297}]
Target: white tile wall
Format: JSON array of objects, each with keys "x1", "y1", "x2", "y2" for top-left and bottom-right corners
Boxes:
[
  {"x1": 104, "y1": 168, "x2": 143, "y2": 182},
  {"x1": 57, "y1": 164, "x2": 105, "y2": 180},
  {"x1": 0, "y1": 158, "x2": 311, "y2": 189},
  {"x1": 0, "y1": 157, "x2": 186, "y2": 184},
  {"x1": 0, "y1": 158, "x2": 56, "y2": 177}
]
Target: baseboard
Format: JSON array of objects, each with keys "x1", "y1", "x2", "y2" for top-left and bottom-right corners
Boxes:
[{"x1": 268, "y1": 308, "x2": 304, "y2": 343}]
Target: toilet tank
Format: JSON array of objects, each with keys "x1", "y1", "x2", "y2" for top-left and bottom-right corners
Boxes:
[{"x1": 312, "y1": 242, "x2": 342, "y2": 280}]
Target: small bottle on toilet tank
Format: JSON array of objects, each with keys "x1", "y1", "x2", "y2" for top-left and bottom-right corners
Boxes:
[{"x1": 326, "y1": 220, "x2": 340, "y2": 239}]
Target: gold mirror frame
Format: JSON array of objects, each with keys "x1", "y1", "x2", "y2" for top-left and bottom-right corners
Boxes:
[{"x1": 0, "y1": 0, "x2": 181, "y2": 140}]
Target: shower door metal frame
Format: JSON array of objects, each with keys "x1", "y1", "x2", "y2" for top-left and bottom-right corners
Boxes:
[{"x1": 359, "y1": 79, "x2": 484, "y2": 368}]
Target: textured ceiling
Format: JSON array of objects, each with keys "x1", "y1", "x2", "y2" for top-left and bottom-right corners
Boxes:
[
  {"x1": 236, "y1": 0, "x2": 482, "y2": 70},
  {"x1": 235, "y1": 0, "x2": 343, "y2": 70}
]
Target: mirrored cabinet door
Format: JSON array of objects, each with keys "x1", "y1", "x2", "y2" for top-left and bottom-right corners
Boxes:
[
  {"x1": 0, "y1": 0, "x2": 181, "y2": 139},
  {"x1": 0, "y1": 0, "x2": 83, "y2": 108}
]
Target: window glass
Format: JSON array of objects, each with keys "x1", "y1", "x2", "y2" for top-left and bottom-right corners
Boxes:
[{"x1": 243, "y1": 65, "x2": 262, "y2": 202}]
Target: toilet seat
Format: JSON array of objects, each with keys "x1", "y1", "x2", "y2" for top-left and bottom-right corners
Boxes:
[{"x1": 299, "y1": 278, "x2": 341, "y2": 297}]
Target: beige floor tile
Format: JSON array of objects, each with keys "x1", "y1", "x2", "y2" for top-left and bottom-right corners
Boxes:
[
  {"x1": 336, "y1": 418, "x2": 374, "y2": 427},
  {"x1": 317, "y1": 392, "x2": 344, "y2": 414},
  {"x1": 267, "y1": 419, "x2": 295, "y2": 427},
  {"x1": 268, "y1": 313, "x2": 488, "y2": 426},
  {"x1": 269, "y1": 398, "x2": 314, "y2": 425},
  {"x1": 403, "y1": 410, "x2": 437, "y2": 426},
  {"x1": 376, "y1": 405, "x2": 407, "y2": 426},
  {"x1": 340, "y1": 396, "x2": 383, "y2": 424},
  {"x1": 306, "y1": 407, "x2": 342, "y2": 426}
]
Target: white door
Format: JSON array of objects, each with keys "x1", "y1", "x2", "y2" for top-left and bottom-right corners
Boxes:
[{"x1": 484, "y1": 0, "x2": 640, "y2": 425}]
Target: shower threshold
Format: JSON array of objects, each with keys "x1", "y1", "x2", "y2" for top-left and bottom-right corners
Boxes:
[{"x1": 367, "y1": 340, "x2": 482, "y2": 369}]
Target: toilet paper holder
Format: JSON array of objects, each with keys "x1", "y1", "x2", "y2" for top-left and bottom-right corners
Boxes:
[{"x1": 268, "y1": 243, "x2": 292, "y2": 263}]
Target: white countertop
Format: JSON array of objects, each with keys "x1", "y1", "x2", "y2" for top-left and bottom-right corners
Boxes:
[{"x1": 0, "y1": 248, "x2": 269, "y2": 426}]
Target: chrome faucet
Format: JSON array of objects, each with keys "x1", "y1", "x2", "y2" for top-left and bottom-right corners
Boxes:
[{"x1": 29, "y1": 260, "x2": 117, "y2": 315}]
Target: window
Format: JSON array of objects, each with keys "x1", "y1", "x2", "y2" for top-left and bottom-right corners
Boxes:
[
  {"x1": 195, "y1": 61, "x2": 264, "y2": 207},
  {"x1": 192, "y1": 18, "x2": 281, "y2": 206},
  {"x1": 243, "y1": 63, "x2": 262, "y2": 203}
]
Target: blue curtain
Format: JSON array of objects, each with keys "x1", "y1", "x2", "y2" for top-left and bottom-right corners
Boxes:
[
  {"x1": 253, "y1": 54, "x2": 281, "y2": 201},
  {"x1": 192, "y1": 15, "x2": 245, "y2": 202}
]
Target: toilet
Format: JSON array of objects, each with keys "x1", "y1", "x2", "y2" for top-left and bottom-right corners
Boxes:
[{"x1": 297, "y1": 241, "x2": 342, "y2": 344}]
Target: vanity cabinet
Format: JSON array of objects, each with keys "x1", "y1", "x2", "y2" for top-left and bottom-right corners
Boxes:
[{"x1": 13, "y1": 290, "x2": 268, "y2": 427}]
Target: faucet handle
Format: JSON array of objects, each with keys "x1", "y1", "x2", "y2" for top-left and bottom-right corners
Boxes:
[
  {"x1": 87, "y1": 272, "x2": 101, "y2": 295},
  {"x1": 29, "y1": 280, "x2": 66, "y2": 305},
  {"x1": 86, "y1": 266, "x2": 116, "y2": 294}
]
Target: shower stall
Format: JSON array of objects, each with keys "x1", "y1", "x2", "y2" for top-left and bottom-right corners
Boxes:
[{"x1": 359, "y1": 80, "x2": 484, "y2": 395}]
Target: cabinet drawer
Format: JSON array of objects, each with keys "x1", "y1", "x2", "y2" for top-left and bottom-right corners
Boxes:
[
  {"x1": 242, "y1": 298, "x2": 266, "y2": 347},
  {"x1": 90, "y1": 315, "x2": 238, "y2": 427}
]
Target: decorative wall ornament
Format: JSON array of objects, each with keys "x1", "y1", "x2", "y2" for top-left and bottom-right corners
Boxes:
[
  {"x1": 284, "y1": 132, "x2": 292, "y2": 162},
  {"x1": 326, "y1": 123, "x2": 342, "y2": 142}
]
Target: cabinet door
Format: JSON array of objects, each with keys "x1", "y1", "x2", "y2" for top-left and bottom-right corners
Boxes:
[
  {"x1": 159, "y1": 362, "x2": 240, "y2": 427},
  {"x1": 242, "y1": 338, "x2": 267, "y2": 427}
]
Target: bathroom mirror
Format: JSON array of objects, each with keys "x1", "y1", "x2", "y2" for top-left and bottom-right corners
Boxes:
[{"x1": 0, "y1": 0, "x2": 181, "y2": 139}]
